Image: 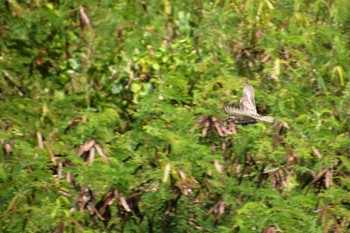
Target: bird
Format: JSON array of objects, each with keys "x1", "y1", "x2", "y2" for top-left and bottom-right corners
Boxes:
[{"x1": 224, "y1": 82, "x2": 275, "y2": 125}]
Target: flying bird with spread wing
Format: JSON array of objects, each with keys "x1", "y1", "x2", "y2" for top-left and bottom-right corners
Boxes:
[{"x1": 224, "y1": 82, "x2": 275, "y2": 125}]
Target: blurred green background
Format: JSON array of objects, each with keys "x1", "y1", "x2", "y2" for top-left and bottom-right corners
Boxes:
[{"x1": 1, "y1": 0, "x2": 350, "y2": 232}]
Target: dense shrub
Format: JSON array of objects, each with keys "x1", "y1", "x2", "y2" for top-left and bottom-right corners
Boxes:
[{"x1": 1, "y1": 1, "x2": 349, "y2": 232}]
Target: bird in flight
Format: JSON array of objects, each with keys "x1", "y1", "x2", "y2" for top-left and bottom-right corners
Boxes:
[{"x1": 224, "y1": 82, "x2": 275, "y2": 125}]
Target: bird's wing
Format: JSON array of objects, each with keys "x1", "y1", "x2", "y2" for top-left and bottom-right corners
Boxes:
[
  {"x1": 239, "y1": 82, "x2": 257, "y2": 113},
  {"x1": 224, "y1": 105, "x2": 248, "y2": 117},
  {"x1": 224, "y1": 105, "x2": 239, "y2": 115}
]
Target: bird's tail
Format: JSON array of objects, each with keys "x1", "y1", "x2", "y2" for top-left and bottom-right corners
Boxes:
[{"x1": 260, "y1": 116, "x2": 275, "y2": 122}]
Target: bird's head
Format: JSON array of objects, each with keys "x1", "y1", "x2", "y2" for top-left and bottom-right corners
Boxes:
[{"x1": 225, "y1": 116, "x2": 235, "y2": 122}]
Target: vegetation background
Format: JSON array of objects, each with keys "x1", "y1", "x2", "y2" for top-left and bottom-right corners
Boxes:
[{"x1": 1, "y1": 0, "x2": 350, "y2": 232}]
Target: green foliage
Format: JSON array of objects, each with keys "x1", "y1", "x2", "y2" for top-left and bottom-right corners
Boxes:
[{"x1": 1, "y1": 0, "x2": 350, "y2": 232}]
